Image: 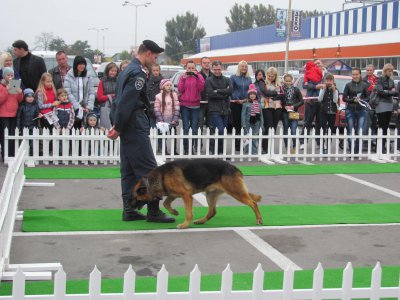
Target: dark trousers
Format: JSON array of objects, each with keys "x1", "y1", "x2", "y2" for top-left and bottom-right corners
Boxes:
[
  {"x1": 319, "y1": 112, "x2": 336, "y2": 150},
  {"x1": 377, "y1": 111, "x2": 392, "y2": 149},
  {"x1": 0, "y1": 117, "x2": 17, "y2": 159},
  {"x1": 120, "y1": 131, "x2": 157, "y2": 213},
  {"x1": 261, "y1": 108, "x2": 282, "y2": 151},
  {"x1": 230, "y1": 103, "x2": 242, "y2": 150},
  {"x1": 198, "y1": 103, "x2": 208, "y2": 132},
  {"x1": 209, "y1": 112, "x2": 228, "y2": 154},
  {"x1": 301, "y1": 101, "x2": 321, "y2": 143},
  {"x1": 397, "y1": 113, "x2": 400, "y2": 150}
]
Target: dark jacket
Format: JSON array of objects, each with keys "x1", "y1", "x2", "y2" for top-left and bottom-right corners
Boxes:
[
  {"x1": 254, "y1": 79, "x2": 277, "y2": 99},
  {"x1": 17, "y1": 101, "x2": 40, "y2": 130},
  {"x1": 13, "y1": 53, "x2": 47, "y2": 90},
  {"x1": 49, "y1": 65, "x2": 71, "y2": 90},
  {"x1": 199, "y1": 70, "x2": 212, "y2": 102},
  {"x1": 318, "y1": 86, "x2": 338, "y2": 114},
  {"x1": 147, "y1": 75, "x2": 163, "y2": 104},
  {"x1": 112, "y1": 58, "x2": 149, "y2": 142},
  {"x1": 206, "y1": 74, "x2": 232, "y2": 114},
  {"x1": 375, "y1": 75, "x2": 396, "y2": 104},
  {"x1": 281, "y1": 87, "x2": 304, "y2": 112},
  {"x1": 343, "y1": 80, "x2": 369, "y2": 112},
  {"x1": 54, "y1": 101, "x2": 75, "y2": 129}
]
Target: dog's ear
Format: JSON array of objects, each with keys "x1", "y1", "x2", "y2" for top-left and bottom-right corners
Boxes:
[{"x1": 132, "y1": 179, "x2": 145, "y2": 198}]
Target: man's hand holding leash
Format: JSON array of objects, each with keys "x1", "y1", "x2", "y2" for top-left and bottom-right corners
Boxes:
[{"x1": 107, "y1": 126, "x2": 120, "y2": 140}]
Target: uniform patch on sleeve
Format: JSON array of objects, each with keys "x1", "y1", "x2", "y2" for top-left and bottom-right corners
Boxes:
[{"x1": 135, "y1": 77, "x2": 145, "y2": 90}]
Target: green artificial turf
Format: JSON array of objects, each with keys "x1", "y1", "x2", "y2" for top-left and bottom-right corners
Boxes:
[
  {"x1": 24, "y1": 163, "x2": 400, "y2": 179},
  {"x1": 22, "y1": 203, "x2": 400, "y2": 232},
  {"x1": 0, "y1": 266, "x2": 398, "y2": 295}
]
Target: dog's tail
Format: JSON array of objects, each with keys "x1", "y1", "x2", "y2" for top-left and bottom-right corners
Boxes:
[{"x1": 249, "y1": 193, "x2": 262, "y2": 202}]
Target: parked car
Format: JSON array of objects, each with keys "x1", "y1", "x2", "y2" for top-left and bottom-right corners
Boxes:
[
  {"x1": 160, "y1": 65, "x2": 184, "y2": 79},
  {"x1": 293, "y1": 74, "x2": 352, "y2": 128}
]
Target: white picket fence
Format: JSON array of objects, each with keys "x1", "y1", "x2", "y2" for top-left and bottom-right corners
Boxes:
[
  {"x1": 4, "y1": 127, "x2": 399, "y2": 166},
  {"x1": 1, "y1": 262, "x2": 398, "y2": 299},
  {"x1": 0, "y1": 141, "x2": 26, "y2": 281}
]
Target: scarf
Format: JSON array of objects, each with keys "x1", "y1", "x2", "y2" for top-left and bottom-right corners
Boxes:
[
  {"x1": 102, "y1": 76, "x2": 117, "y2": 95},
  {"x1": 367, "y1": 75, "x2": 378, "y2": 92},
  {"x1": 282, "y1": 84, "x2": 295, "y2": 104},
  {"x1": 250, "y1": 100, "x2": 260, "y2": 116}
]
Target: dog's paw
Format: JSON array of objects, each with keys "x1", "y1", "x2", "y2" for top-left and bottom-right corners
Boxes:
[
  {"x1": 193, "y1": 218, "x2": 206, "y2": 224},
  {"x1": 170, "y1": 209, "x2": 179, "y2": 216},
  {"x1": 256, "y1": 219, "x2": 263, "y2": 225},
  {"x1": 177, "y1": 223, "x2": 189, "y2": 229}
]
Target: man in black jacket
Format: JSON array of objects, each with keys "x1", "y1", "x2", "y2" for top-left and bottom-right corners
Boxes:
[
  {"x1": 206, "y1": 60, "x2": 232, "y2": 154},
  {"x1": 12, "y1": 40, "x2": 47, "y2": 90}
]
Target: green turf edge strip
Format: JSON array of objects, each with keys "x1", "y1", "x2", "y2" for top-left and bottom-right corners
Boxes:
[
  {"x1": 0, "y1": 266, "x2": 398, "y2": 295},
  {"x1": 22, "y1": 203, "x2": 400, "y2": 232},
  {"x1": 24, "y1": 163, "x2": 400, "y2": 179}
]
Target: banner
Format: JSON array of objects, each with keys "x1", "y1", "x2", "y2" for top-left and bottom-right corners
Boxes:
[
  {"x1": 291, "y1": 10, "x2": 302, "y2": 37},
  {"x1": 275, "y1": 9, "x2": 287, "y2": 37}
]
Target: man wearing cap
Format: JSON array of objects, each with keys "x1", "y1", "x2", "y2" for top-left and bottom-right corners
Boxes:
[{"x1": 108, "y1": 40, "x2": 175, "y2": 223}]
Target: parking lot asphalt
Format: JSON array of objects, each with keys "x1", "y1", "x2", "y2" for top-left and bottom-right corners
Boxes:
[{"x1": 8, "y1": 163, "x2": 400, "y2": 280}]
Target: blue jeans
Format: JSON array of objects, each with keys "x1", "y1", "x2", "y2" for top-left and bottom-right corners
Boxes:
[
  {"x1": 282, "y1": 110, "x2": 299, "y2": 148},
  {"x1": 345, "y1": 109, "x2": 366, "y2": 150},
  {"x1": 209, "y1": 112, "x2": 228, "y2": 154},
  {"x1": 181, "y1": 106, "x2": 200, "y2": 152},
  {"x1": 243, "y1": 121, "x2": 262, "y2": 154}
]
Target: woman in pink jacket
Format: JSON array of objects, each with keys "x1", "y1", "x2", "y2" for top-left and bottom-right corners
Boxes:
[
  {"x1": 0, "y1": 67, "x2": 23, "y2": 160},
  {"x1": 177, "y1": 60, "x2": 205, "y2": 154}
]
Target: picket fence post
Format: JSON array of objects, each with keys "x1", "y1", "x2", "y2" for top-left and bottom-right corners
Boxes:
[
  {"x1": 189, "y1": 264, "x2": 201, "y2": 300},
  {"x1": 123, "y1": 265, "x2": 136, "y2": 300}
]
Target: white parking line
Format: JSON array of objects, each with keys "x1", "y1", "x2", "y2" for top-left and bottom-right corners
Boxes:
[
  {"x1": 13, "y1": 223, "x2": 399, "y2": 237},
  {"x1": 234, "y1": 229, "x2": 302, "y2": 270},
  {"x1": 336, "y1": 173, "x2": 400, "y2": 198}
]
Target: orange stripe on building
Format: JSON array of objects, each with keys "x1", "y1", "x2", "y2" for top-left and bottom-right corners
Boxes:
[{"x1": 182, "y1": 43, "x2": 400, "y2": 64}]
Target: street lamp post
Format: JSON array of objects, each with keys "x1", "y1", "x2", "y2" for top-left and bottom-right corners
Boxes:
[
  {"x1": 284, "y1": 0, "x2": 292, "y2": 74},
  {"x1": 88, "y1": 27, "x2": 109, "y2": 63},
  {"x1": 122, "y1": 1, "x2": 151, "y2": 52}
]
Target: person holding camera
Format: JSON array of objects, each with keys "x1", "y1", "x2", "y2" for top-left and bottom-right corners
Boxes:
[
  {"x1": 318, "y1": 74, "x2": 338, "y2": 154},
  {"x1": 177, "y1": 60, "x2": 205, "y2": 154}
]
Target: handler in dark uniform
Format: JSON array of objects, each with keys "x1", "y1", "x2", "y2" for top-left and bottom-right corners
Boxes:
[{"x1": 108, "y1": 40, "x2": 175, "y2": 223}]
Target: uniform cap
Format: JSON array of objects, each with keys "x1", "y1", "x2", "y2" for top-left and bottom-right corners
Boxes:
[{"x1": 142, "y1": 40, "x2": 164, "y2": 54}]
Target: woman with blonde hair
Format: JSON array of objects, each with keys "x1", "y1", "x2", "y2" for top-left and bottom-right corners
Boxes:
[
  {"x1": 261, "y1": 66, "x2": 282, "y2": 152},
  {"x1": 373, "y1": 63, "x2": 397, "y2": 150},
  {"x1": 230, "y1": 60, "x2": 252, "y2": 151},
  {"x1": 0, "y1": 52, "x2": 22, "y2": 83}
]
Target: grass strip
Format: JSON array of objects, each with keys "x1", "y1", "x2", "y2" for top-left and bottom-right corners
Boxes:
[
  {"x1": 22, "y1": 203, "x2": 400, "y2": 232},
  {"x1": 24, "y1": 163, "x2": 400, "y2": 179}
]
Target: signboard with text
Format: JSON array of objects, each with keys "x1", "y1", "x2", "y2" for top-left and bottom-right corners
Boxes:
[
  {"x1": 275, "y1": 9, "x2": 287, "y2": 37},
  {"x1": 291, "y1": 10, "x2": 302, "y2": 37}
]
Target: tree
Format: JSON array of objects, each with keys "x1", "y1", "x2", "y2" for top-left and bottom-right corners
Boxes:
[
  {"x1": 164, "y1": 12, "x2": 206, "y2": 62},
  {"x1": 119, "y1": 50, "x2": 132, "y2": 61},
  {"x1": 302, "y1": 9, "x2": 325, "y2": 18},
  {"x1": 225, "y1": 3, "x2": 254, "y2": 32},
  {"x1": 253, "y1": 4, "x2": 275, "y2": 27},
  {"x1": 69, "y1": 40, "x2": 93, "y2": 57},
  {"x1": 49, "y1": 37, "x2": 69, "y2": 52},
  {"x1": 3, "y1": 46, "x2": 15, "y2": 57},
  {"x1": 34, "y1": 32, "x2": 55, "y2": 51}
]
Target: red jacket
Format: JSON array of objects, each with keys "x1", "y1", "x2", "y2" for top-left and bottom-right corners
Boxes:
[
  {"x1": 177, "y1": 72, "x2": 205, "y2": 107},
  {"x1": 96, "y1": 80, "x2": 115, "y2": 103},
  {"x1": 0, "y1": 84, "x2": 23, "y2": 117},
  {"x1": 304, "y1": 61, "x2": 323, "y2": 83}
]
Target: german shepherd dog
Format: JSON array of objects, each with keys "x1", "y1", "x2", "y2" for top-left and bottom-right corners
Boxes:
[{"x1": 133, "y1": 159, "x2": 262, "y2": 229}]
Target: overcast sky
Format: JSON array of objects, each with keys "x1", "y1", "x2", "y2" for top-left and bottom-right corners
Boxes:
[{"x1": 3, "y1": 0, "x2": 365, "y2": 55}]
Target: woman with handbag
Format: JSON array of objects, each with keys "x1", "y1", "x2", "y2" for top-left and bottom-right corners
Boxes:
[
  {"x1": 281, "y1": 74, "x2": 303, "y2": 154},
  {"x1": 318, "y1": 74, "x2": 338, "y2": 154}
]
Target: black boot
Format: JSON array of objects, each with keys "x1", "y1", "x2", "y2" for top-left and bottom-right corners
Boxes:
[
  {"x1": 147, "y1": 199, "x2": 175, "y2": 223},
  {"x1": 122, "y1": 199, "x2": 146, "y2": 221}
]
